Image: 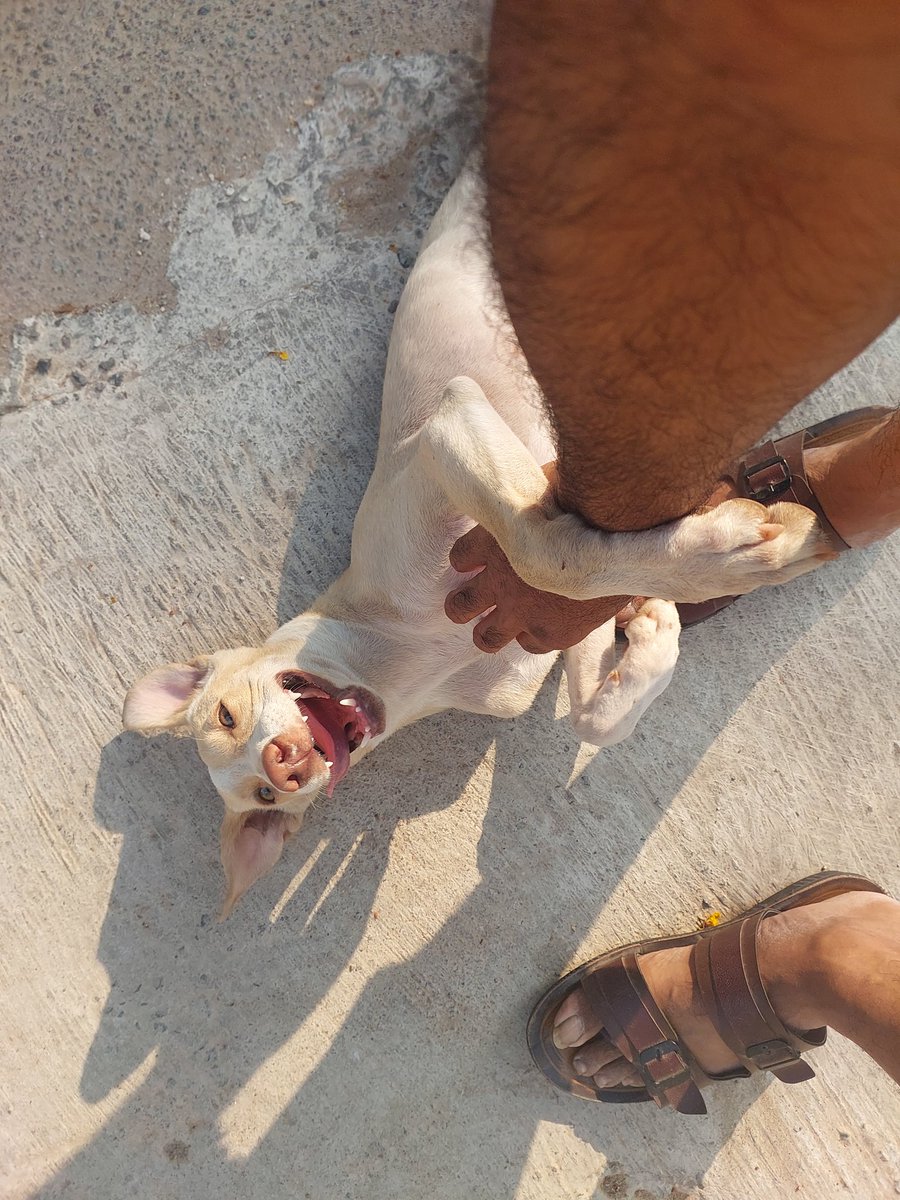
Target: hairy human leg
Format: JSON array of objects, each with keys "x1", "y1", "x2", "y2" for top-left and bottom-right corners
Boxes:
[{"x1": 449, "y1": 0, "x2": 900, "y2": 651}]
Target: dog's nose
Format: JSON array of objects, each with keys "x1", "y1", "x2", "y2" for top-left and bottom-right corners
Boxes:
[{"x1": 261, "y1": 736, "x2": 312, "y2": 792}]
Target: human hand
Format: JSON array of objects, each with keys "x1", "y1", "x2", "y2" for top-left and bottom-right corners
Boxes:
[{"x1": 445, "y1": 521, "x2": 635, "y2": 654}]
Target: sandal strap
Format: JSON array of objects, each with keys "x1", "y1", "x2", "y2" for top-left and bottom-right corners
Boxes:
[
  {"x1": 692, "y1": 908, "x2": 826, "y2": 1084},
  {"x1": 582, "y1": 954, "x2": 708, "y2": 1114},
  {"x1": 738, "y1": 432, "x2": 851, "y2": 551}
]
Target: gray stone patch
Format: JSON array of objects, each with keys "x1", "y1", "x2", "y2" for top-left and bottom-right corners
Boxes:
[{"x1": 1, "y1": 54, "x2": 480, "y2": 423}]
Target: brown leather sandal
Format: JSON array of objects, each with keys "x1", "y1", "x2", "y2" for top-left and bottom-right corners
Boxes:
[
  {"x1": 527, "y1": 871, "x2": 886, "y2": 1115},
  {"x1": 676, "y1": 405, "x2": 894, "y2": 626}
]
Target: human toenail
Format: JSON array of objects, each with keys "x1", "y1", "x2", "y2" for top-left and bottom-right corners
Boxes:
[
  {"x1": 572, "y1": 1055, "x2": 588, "y2": 1075},
  {"x1": 552, "y1": 1014, "x2": 583, "y2": 1048}
]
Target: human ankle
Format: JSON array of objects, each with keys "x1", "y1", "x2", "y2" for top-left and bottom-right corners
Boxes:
[
  {"x1": 804, "y1": 414, "x2": 900, "y2": 545},
  {"x1": 755, "y1": 909, "x2": 837, "y2": 1033},
  {"x1": 758, "y1": 894, "x2": 898, "y2": 1035}
]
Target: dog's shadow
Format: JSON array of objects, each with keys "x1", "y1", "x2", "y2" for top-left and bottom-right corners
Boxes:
[{"x1": 38, "y1": 531, "x2": 878, "y2": 1199}]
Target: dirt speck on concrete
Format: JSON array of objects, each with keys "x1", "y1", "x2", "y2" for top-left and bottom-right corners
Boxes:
[
  {"x1": 600, "y1": 1168, "x2": 629, "y2": 1198},
  {"x1": 163, "y1": 1139, "x2": 190, "y2": 1165}
]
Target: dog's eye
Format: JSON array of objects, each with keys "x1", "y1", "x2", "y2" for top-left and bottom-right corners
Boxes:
[
  {"x1": 257, "y1": 786, "x2": 275, "y2": 803},
  {"x1": 218, "y1": 703, "x2": 235, "y2": 729}
]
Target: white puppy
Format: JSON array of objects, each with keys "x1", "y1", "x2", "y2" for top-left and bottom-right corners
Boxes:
[{"x1": 125, "y1": 161, "x2": 826, "y2": 915}]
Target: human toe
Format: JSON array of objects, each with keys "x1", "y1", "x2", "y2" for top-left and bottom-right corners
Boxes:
[
  {"x1": 570, "y1": 1038, "x2": 624, "y2": 1078},
  {"x1": 552, "y1": 988, "x2": 603, "y2": 1048}
]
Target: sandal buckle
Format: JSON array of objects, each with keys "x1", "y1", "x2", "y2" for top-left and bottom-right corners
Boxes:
[
  {"x1": 745, "y1": 1038, "x2": 801, "y2": 1071},
  {"x1": 637, "y1": 1040, "x2": 691, "y2": 1091},
  {"x1": 743, "y1": 455, "x2": 792, "y2": 501}
]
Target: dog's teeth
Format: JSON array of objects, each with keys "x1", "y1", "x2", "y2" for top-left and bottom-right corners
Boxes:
[
  {"x1": 325, "y1": 759, "x2": 333, "y2": 768},
  {"x1": 300, "y1": 714, "x2": 308, "y2": 723},
  {"x1": 339, "y1": 697, "x2": 355, "y2": 707},
  {"x1": 360, "y1": 729, "x2": 372, "y2": 748}
]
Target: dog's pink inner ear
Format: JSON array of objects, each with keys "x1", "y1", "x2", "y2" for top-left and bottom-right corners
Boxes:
[
  {"x1": 123, "y1": 662, "x2": 208, "y2": 731},
  {"x1": 219, "y1": 809, "x2": 298, "y2": 919}
]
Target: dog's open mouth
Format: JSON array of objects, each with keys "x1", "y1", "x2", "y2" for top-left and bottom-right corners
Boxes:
[{"x1": 279, "y1": 671, "x2": 384, "y2": 795}]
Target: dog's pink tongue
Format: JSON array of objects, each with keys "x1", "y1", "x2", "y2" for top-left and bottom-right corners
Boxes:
[{"x1": 301, "y1": 699, "x2": 351, "y2": 793}]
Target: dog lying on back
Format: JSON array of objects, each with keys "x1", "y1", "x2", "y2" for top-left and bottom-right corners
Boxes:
[{"x1": 124, "y1": 163, "x2": 826, "y2": 916}]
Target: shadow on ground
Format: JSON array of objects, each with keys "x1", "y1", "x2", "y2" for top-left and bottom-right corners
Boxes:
[{"x1": 33, "y1": 536, "x2": 874, "y2": 1199}]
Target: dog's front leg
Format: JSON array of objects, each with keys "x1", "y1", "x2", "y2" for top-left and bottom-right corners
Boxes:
[
  {"x1": 419, "y1": 375, "x2": 623, "y2": 590},
  {"x1": 563, "y1": 600, "x2": 680, "y2": 747},
  {"x1": 420, "y1": 376, "x2": 829, "y2": 603}
]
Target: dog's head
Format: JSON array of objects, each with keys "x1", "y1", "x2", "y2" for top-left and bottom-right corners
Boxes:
[{"x1": 123, "y1": 645, "x2": 383, "y2": 916}]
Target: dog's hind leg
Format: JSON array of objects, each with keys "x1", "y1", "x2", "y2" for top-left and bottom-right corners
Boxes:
[
  {"x1": 563, "y1": 600, "x2": 681, "y2": 747},
  {"x1": 419, "y1": 376, "x2": 829, "y2": 603}
]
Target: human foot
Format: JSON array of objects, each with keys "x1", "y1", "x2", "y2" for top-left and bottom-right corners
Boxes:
[
  {"x1": 527, "y1": 874, "x2": 889, "y2": 1113},
  {"x1": 447, "y1": 407, "x2": 897, "y2": 651},
  {"x1": 552, "y1": 890, "x2": 893, "y2": 1089},
  {"x1": 677, "y1": 405, "x2": 897, "y2": 625}
]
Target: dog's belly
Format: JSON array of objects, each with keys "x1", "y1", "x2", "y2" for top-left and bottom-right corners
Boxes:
[
  {"x1": 378, "y1": 171, "x2": 555, "y2": 469},
  {"x1": 338, "y1": 161, "x2": 561, "y2": 720}
]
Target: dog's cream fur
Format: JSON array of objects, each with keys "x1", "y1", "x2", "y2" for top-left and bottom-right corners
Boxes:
[{"x1": 125, "y1": 163, "x2": 826, "y2": 915}]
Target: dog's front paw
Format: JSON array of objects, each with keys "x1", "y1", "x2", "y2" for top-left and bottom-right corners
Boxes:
[
  {"x1": 621, "y1": 596, "x2": 681, "y2": 656},
  {"x1": 674, "y1": 498, "x2": 835, "y2": 600},
  {"x1": 567, "y1": 598, "x2": 680, "y2": 748}
]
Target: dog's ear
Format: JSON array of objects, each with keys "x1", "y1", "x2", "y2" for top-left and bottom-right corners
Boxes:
[
  {"x1": 219, "y1": 809, "x2": 302, "y2": 919},
  {"x1": 122, "y1": 658, "x2": 210, "y2": 734}
]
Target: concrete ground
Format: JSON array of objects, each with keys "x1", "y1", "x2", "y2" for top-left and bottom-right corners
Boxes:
[{"x1": 2, "y1": 7, "x2": 899, "y2": 1200}]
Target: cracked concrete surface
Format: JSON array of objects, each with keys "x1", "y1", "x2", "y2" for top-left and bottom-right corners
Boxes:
[
  {"x1": 0, "y1": 0, "x2": 488, "y2": 349},
  {"x1": 2, "y1": 16, "x2": 900, "y2": 1200}
]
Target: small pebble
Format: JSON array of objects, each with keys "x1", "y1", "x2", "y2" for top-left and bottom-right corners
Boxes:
[
  {"x1": 98, "y1": 357, "x2": 115, "y2": 372},
  {"x1": 70, "y1": 370, "x2": 88, "y2": 388},
  {"x1": 139, "y1": 228, "x2": 151, "y2": 242},
  {"x1": 110, "y1": 372, "x2": 125, "y2": 387},
  {"x1": 224, "y1": 185, "x2": 235, "y2": 197},
  {"x1": 387, "y1": 299, "x2": 398, "y2": 314},
  {"x1": 35, "y1": 359, "x2": 51, "y2": 375},
  {"x1": 396, "y1": 248, "x2": 414, "y2": 269}
]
